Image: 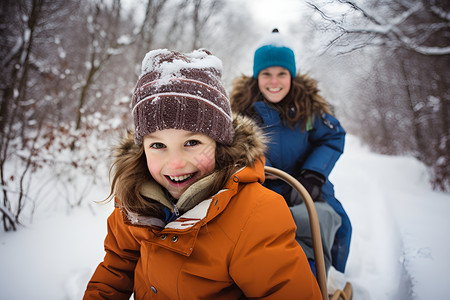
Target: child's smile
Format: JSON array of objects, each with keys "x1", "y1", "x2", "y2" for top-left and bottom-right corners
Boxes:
[
  {"x1": 165, "y1": 172, "x2": 197, "y2": 188},
  {"x1": 143, "y1": 129, "x2": 216, "y2": 199},
  {"x1": 168, "y1": 173, "x2": 195, "y2": 183}
]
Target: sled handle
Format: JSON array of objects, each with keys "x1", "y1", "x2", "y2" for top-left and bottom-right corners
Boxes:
[{"x1": 264, "y1": 166, "x2": 328, "y2": 300}]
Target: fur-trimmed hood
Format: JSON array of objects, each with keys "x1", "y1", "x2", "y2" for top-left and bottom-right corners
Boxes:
[{"x1": 112, "y1": 114, "x2": 267, "y2": 228}]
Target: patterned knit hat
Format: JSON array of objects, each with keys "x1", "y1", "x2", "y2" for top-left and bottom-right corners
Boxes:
[
  {"x1": 132, "y1": 49, "x2": 234, "y2": 146},
  {"x1": 253, "y1": 29, "x2": 296, "y2": 78}
]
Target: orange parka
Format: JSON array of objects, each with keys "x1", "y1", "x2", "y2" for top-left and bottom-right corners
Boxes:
[{"x1": 84, "y1": 115, "x2": 321, "y2": 300}]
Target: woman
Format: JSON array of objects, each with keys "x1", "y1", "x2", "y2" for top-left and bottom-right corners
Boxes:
[{"x1": 230, "y1": 29, "x2": 352, "y2": 276}]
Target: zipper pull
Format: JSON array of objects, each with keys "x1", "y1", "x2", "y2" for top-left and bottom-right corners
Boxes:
[{"x1": 172, "y1": 203, "x2": 180, "y2": 217}]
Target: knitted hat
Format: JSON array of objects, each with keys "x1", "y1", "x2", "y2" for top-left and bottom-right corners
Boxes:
[
  {"x1": 253, "y1": 29, "x2": 296, "y2": 78},
  {"x1": 132, "y1": 49, "x2": 234, "y2": 146}
]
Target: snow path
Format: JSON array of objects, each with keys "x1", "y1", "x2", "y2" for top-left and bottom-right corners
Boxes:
[{"x1": 329, "y1": 135, "x2": 449, "y2": 300}]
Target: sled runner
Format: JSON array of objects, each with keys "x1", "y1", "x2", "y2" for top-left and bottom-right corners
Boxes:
[{"x1": 264, "y1": 166, "x2": 353, "y2": 300}]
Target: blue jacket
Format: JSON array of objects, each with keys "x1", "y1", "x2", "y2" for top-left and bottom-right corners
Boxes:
[{"x1": 253, "y1": 101, "x2": 352, "y2": 273}]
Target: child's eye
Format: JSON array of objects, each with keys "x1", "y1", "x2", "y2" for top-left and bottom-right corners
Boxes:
[
  {"x1": 185, "y1": 140, "x2": 200, "y2": 147},
  {"x1": 150, "y1": 142, "x2": 165, "y2": 149}
]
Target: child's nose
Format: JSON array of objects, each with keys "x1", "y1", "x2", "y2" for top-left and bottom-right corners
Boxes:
[{"x1": 167, "y1": 151, "x2": 187, "y2": 170}]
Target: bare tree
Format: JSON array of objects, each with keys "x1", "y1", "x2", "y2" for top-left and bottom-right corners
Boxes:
[
  {"x1": 0, "y1": 0, "x2": 77, "y2": 230},
  {"x1": 307, "y1": 0, "x2": 450, "y2": 56},
  {"x1": 74, "y1": 0, "x2": 135, "y2": 131},
  {"x1": 132, "y1": 0, "x2": 169, "y2": 64},
  {"x1": 0, "y1": 0, "x2": 137, "y2": 231},
  {"x1": 307, "y1": 0, "x2": 449, "y2": 191},
  {"x1": 190, "y1": 0, "x2": 224, "y2": 50}
]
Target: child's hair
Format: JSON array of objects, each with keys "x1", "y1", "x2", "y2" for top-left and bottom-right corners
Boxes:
[
  {"x1": 104, "y1": 131, "x2": 159, "y2": 218},
  {"x1": 230, "y1": 75, "x2": 332, "y2": 130}
]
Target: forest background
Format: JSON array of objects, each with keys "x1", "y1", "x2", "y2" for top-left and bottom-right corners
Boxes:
[{"x1": 0, "y1": 0, "x2": 448, "y2": 232}]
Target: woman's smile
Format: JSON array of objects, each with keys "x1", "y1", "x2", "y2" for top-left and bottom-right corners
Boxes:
[{"x1": 258, "y1": 66, "x2": 291, "y2": 103}]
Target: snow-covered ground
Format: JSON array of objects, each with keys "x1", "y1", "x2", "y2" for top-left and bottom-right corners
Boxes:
[
  {"x1": 328, "y1": 135, "x2": 450, "y2": 300},
  {"x1": 0, "y1": 134, "x2": 448, "y2": 300}
]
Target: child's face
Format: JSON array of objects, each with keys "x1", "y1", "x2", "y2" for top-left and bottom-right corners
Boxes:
[
  {"x1": 143, "y1": 129, "x2": 216, "y2": 199},
  {"x1": 257, "y1": 66, "x2": 291, "y2": 104}
]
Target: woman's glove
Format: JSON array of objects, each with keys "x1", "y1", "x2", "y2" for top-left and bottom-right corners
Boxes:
[
  {"x1": 282, "y1": 170, "x2": 326, "y2": 206},
  {"x1": 297, "y1": 170, "x2": 326, "y2": 202}
]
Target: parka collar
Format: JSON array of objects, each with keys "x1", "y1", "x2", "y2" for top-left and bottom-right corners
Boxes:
[
  {"x1": 139, "y1": 172, "x2": 220, "y2": 214},
  {"x1": 132, "y1": 157, "x2": 265, "y2": 232},
  {"x1": 148, "y1": 157, "x2": 266, "y2": 257}
]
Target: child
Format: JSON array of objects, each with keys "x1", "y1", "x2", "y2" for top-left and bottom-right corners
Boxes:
[
  {"x1": 230, "y1": 30, "x2": 352, "y2": 276},
  {"x1": 83, "y1": 49, "x2": 321, "y2": 299}
]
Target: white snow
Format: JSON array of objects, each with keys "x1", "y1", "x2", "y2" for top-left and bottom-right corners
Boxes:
[
  {"x1": 140, "y1": 49, "x2": 223, "y2": 78},
  {"x1": 328, "y1": 135, "x2": 450, "y2": 300},
  {"x1": 256, "y1": 30, "x2": 295, "y2": 49},
  {"x1": 0, "y1": 134, "x2": 449, "y2": 300}
]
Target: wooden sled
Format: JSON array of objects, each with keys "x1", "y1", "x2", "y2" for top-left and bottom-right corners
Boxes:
[{"x1": 264, "y1": 166, "x2": 353, "y2": 300}]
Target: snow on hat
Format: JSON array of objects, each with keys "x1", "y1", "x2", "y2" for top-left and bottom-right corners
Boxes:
[
  {"x1": 253, "y1": 29, "x2": 296, "y2": 78},
  {"x1": 132, "y1": 49, "x2": 234, "y2": 146}
]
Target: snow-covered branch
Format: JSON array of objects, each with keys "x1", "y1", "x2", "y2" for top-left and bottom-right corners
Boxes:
[{"x1": 308, "y1": 0, "x2": 450, "y2": 56}]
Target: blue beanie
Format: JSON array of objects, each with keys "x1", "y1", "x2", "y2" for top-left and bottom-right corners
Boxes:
[{"x1": 253, "y1": 30, "x2": 296, "y2": 78}]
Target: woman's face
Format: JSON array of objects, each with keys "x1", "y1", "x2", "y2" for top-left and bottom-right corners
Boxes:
[
  {"x1": 257, "y1": 66, "x2": 291, "y2": 104},
  {"x1": 143, "y1": 129, "x2": 216, "y2": 199}
]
